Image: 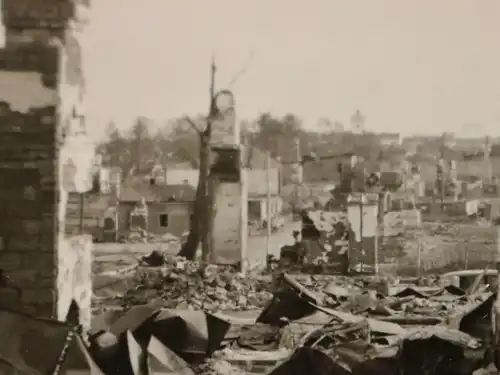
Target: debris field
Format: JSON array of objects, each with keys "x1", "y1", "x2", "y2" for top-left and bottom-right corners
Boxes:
[{"x1": 89, "y1": 254, "x2": 499, "y2": 375}]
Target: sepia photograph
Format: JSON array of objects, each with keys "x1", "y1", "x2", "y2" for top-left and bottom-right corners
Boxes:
[{"x1": 0, "y1": 0, "x2": 499, "y2": 374}]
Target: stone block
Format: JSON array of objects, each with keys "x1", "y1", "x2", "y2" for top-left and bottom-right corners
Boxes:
[
  {"x1": 36, "y1": 160, "x2": 58, "y2": 176},
  {"x1": 8, "y1": 269, "x2": 39, "y2": 287},
  {"x1": 5, "y1": 200, "x2": 42, "y2": 218},
  {"x1": 0, "y1": 47, "x2": 58, "y2": 88},
  {"x1": 38, "y1": 277, "x2": 56, "y2": 289},
  {"x1": 29, "y1": 253, "x2": 58, "y2": 278},
  {"x1": 0, "y1": 287, "x2": 24, "y2": 311},
  {"x1": 0, "y1": 252, "x2": 22, "y2": 270},
  {"x1": 23, "y1": 219, "x2": 43, "y2": 235},
  {"x1": 40, "y1": 190, "x2": 58, "y2": 206},
  {"x1": 0, "y1": 167, "x2": 40, "y2": 188},
  {"x1": 0, "y1": 217, "x2": 17, "y2": 235},
  {"x1": 35, "y1": 302, "x2": 55, "y2": 318},
  {"x1": 8, "y1": 234, "x2": 40, "y2": 252},
  {"x1": 22, "y1": 287, "x2": 55, "y2": 305},
  {"x1": 39, "y1": 229, "x2": 56, "y2": 251}
]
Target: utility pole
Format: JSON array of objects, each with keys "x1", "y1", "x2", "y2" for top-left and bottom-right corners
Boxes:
[
  {"x1": 359, "y1": 166, "x2": 366, "y2": 273},
  {"x1": 266, "y1": 153, "x2": 272, "y2": 258},
  {"x1": 359, "y1": 195, "x2": 364, "y2": 273},
  {"x1": 440, "y1": 138, "x2": 445, "y2": 214},
  {"x1": 485, "y1": 136, "x2": 492, "y2": 184},
  {"x1": 293, "y1": 137, "x2": 301, "y2": 215},
  {"x1": 493, "y1": 227, "x2": 500, "y2": 370}
]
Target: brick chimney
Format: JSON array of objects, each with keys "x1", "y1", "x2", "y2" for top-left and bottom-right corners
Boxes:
[{"x1": 0, "y1": 0, "x2": 93, "y2": 329}]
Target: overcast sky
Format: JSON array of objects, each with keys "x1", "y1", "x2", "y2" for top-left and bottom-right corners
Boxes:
[{"x1": 84, "y1": 0, "x2": 500, "y2": 139}]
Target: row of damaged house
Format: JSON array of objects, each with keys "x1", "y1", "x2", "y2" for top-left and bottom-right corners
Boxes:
[
  {"x1": 74, "y1": 145, "x2": 285, "y2": 242},
  {"x1": 64, "y1": 164, "x2": 198, "y2": 242},
  {"x1": 277, "y1": 146, "x2": 417, "y2": 274},
  {"x1": 279, "y1": 192, "x2": 385, "y2": 274}
]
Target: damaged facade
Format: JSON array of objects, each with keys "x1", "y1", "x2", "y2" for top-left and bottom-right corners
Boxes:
[
  {"x1": 0, "y1": 0, "x2": 93, "y2": 330},
  {"x1": 117, "y1": 182, "x2": 196, "y2": 238}
]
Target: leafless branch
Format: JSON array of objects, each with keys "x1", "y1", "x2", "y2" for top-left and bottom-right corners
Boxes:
[
  {"x1": 205, "y1": 56, "x2": 217, "y2": 137},
  {"x1": 227, "y1": 50, "x2": 255, "y2": 88},
  {"x1": 184, "y1": 116, "x2": 204, "y2": 134}
]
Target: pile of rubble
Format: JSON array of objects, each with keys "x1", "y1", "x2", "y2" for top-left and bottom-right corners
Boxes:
[
  {"x1": 86, "y1": 268, "x2": 499, "y2": 375},
  {"x1": 381, "y1": 221, "x2": 498, "y2": 274},
  {"x1": 290, "y1": 207, "x2": 498, "y2": 275},
  {"x1": 119, "y1": 228, "x2": 184, "y2": 247},
  {"x1": 8, "y1": 261, "x2": 497, "y2": 374},
  {"x1": 120, "y1": 255, "x2": 274, "y2": 312}
]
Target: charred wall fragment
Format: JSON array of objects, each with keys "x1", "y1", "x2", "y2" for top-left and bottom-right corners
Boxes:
[{"x1": 0, "y1": 0, "x2": 93, "y2": 330}]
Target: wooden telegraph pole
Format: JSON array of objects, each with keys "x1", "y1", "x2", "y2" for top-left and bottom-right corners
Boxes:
[
  {"x1": 293, "y1": 137, "x2": 301, "y2": 215},
  {"x1": 485, "y1": 136, "x2": 492, "y2": 184},
  {"x1": 439, "y1": 134, "x2": 446, "y2": 213},
  {"x1": 265, "y1": 153, "x2": 272, "y2": 258},
  {"x1": 493, "y1": 227, "x2": 500, "y2": 370}
]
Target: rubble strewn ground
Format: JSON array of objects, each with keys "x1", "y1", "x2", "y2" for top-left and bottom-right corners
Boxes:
[
  {"x1": 88, "y1": 216, "x2": 500, "y2": 374},
  {"x1": 123, "y1": 257, "x2": 273, "y2": 311},
  {"x1": 89, "y1": 251, "x2": 497, "y2": 374}
]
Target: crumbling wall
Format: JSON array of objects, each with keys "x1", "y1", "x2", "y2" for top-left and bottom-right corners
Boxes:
[
  {"x1": 211, "y1": 180, "x2": 245, "y2": 264},
  {"x1": 57, "y1": 235, "x2": 92, "y2": 329},
  {"x1": 209, "y1": 147, "x2": 248, "y2": 268},
  {"x1": 0, "y1": 47, "x2": 60, "y2": 317},
  {"x1": 0, "y1": 0, "x2": 92, "y2": 329}
]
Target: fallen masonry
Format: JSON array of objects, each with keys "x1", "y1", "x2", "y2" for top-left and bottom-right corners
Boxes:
[
  {"x1": 123, "y1": 256, "x2": 274, "y2": 312},
  {"x1": 1, "y1": 251, "x2": 499, "y2": 374},
  {"x1": 284, "y1": 208, "x2": 500, "y2": 276},
  {"x1": 82, "y1": 255, "x2": 500, "y2": 375},
  {"x1": 3, "y1": 208, "x2": 500, "y2": 374}
]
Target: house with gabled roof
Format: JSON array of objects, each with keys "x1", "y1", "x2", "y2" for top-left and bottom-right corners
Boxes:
[{"x1": 117, "y1": 179, "x2": 196, "y2": 237}]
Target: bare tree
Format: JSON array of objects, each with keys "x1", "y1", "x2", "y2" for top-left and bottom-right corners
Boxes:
[
  {"x1": 178, "y1": 60, "x2": 217, "y2": 262},
  {"x1": 128, "y1": 116, "x2": 155, "y2": 174}
]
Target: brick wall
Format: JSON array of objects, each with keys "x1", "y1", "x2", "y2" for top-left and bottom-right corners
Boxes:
[
  {"x1": 0, "y1": 0, "x2": 93, "y2": 329},
  {"x1": 0, "y1": 74, "x2": 60, "y2": 317}
]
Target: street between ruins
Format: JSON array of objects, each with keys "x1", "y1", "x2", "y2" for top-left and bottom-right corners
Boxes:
[{"x1": 93, "y1": 218, "x2": 300, "y2": 277}]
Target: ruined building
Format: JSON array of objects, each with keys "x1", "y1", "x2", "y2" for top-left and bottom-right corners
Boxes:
[{"x1": 0, "y1": 0, "x2": 93, "y2": 329}]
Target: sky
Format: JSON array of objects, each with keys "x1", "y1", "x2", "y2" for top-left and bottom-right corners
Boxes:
[{"x1": 82, "y1": 0, "x2": 500, "y2": 140}]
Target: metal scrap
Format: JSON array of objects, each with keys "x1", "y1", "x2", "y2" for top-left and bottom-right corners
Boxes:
[{"x1": 86, "y1": 251, "x2": 500, "y2": 375}]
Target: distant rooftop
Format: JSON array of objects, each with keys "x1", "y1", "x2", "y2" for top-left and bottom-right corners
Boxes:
[{"x1": 120, "y1": 182, "x2": 196, "y2": 203}]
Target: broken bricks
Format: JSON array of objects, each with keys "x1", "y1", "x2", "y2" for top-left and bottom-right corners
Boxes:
[
  {"x1": 88, "y1": 258, "x2": 498, "y2": 375},
  {"x1": 253, "y1": 273, "x2": 490, "y2": 375},
  {"x1": 124, "y1": 256, "x2": 273, "y2": 312}
]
